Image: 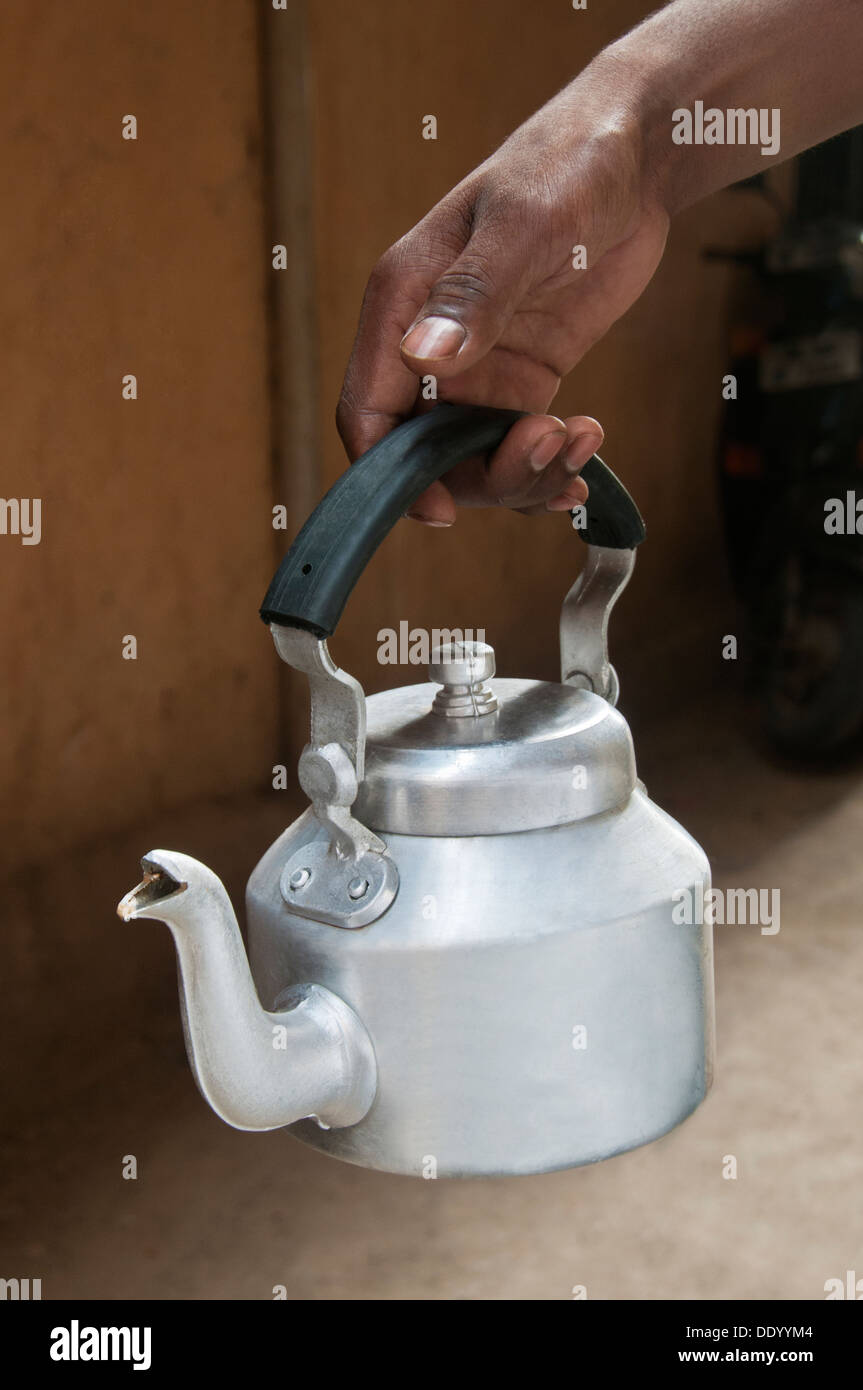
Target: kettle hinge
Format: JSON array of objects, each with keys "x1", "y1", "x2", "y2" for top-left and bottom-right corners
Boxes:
[{"x1": 269, "y1": 626, "x2": 399, "y2": 928}]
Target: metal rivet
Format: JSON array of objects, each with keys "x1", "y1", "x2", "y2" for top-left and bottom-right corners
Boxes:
[
  {"x1": 347, "y1": 876, "x2": 369, "y2": 900},
  {"x1": 289, "y1": 867, "x2": 311, "y2": 891}
]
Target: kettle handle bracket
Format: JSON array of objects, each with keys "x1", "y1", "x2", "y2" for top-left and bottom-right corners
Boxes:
[
  {"x1": 560, "y1": 544, "x2": 636, "y2": 706},
  {"x1": 270, "y1": 626, "x2": 389, "y2": 869},
  {"x1": 271, "y1": 625, "x2": 367, "y2": 779}
]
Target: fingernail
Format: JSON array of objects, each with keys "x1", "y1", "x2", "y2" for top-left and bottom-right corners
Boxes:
[
  {"x1": 546, "y1": 481, "x2": 589, "y2": 512},
  {"x1": 561, "y1": 433, "x2": 601, "y2": 475},
  {"x1": 406, "y1": 512, "x2": 453, "y2": 526},
  {"x1": 401, "y1": 316, "x2": 466, "y2": 361},
  {"x1": 528, "y1": 429, "x2": 567, "y2": 473}
]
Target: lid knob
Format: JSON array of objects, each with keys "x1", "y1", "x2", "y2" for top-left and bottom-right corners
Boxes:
[{"x1": 429, "y1": 641, "x2": 498, "y2": 718}]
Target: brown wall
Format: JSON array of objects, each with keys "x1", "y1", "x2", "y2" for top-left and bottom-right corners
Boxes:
[{"x1": 0, "y1": 2, "x2": 278, "y2": 869}]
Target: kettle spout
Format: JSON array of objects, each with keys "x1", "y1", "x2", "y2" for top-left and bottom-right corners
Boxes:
[{"x1": 117, "y1": 850, "x2": 376, "y2": 1132}]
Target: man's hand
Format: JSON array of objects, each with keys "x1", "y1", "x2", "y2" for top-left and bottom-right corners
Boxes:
[{"x1": 337, "y1": 92, "x2": 668, "y2": 524}]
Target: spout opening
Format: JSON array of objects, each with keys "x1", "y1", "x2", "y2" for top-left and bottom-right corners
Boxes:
[{"x1": 117, "y1": 857, "x2": 188, "y2": 920}]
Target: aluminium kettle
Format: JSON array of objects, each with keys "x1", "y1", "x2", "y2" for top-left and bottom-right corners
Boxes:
[{"x1": 118, "y1": 404, "x2": 714, "y2": 1178}]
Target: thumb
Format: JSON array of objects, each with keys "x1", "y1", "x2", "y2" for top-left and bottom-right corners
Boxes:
[{"x1": 399, "y1": 235, "x2": 527, "y2": 377}]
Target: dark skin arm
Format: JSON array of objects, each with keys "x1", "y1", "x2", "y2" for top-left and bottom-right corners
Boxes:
[{"x1": 336, "y1": 0, "x2": 863, "y2": 524}]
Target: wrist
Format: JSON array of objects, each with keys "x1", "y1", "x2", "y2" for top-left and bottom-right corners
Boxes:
[{"x1": 582, "y1": 42, "x2": 682, "y2": 217}]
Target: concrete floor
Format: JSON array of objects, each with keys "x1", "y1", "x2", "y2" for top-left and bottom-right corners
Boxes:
[{"x1": 2, "y1": 694, "x2": 862, "y2": 1300}]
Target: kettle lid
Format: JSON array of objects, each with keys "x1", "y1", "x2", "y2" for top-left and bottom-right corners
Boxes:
[{"x1": 355, "y1": 643, "x2": 636, "y2": 837}]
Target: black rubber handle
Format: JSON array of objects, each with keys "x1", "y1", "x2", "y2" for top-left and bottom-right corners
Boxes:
[{"x1": 260, "y1": 403, "x2": 645, "y2": 636}]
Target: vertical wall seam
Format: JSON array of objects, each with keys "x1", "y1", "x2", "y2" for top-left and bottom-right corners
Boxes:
[{"x1": 255, "y1": 0, "x2": 320, "y2": 770}]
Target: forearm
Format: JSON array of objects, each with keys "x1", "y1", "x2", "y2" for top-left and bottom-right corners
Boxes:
[{"x1": 600, "y1": 0, "x2": 863, "y2": 212}]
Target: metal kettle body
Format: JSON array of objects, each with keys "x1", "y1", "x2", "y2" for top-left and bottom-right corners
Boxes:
[
  {"x1": 247, "y1": 725, "x2": 712, "y2": 1178},
  {"x1": 119, "y1": 405, "x2": 714, "y2": 1178}
]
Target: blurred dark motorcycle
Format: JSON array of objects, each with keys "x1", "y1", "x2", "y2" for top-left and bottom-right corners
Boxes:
[{"x1": 711, "y1": 128, "x2": 863, "y2": 756}]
